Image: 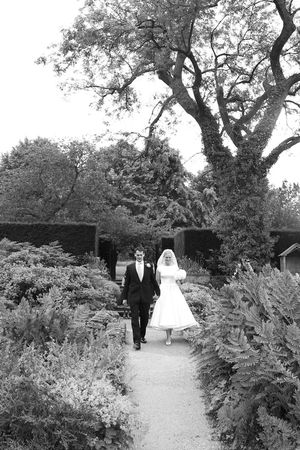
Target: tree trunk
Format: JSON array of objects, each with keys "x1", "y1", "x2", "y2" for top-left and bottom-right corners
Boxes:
[{"x1": 214, "y1": 146, "x2": 273, "y2": 273}]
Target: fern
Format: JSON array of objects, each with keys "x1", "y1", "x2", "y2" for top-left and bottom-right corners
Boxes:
[
  {"x1": 191, "y1": 265, "x2": 300, "y2": 448},
  {"x1": 257, "y1": 406, "x2": 298, "y2": 450},
  {"x1": 285, "y1": 323, "x2": 300, "y2": 371}
]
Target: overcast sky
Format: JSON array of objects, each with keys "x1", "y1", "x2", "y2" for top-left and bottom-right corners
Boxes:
[{"x1": 1, "y1": 0, "x2": 299, "y2": 186}]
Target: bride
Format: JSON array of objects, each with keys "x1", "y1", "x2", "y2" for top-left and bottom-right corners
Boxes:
[{"x1": 150, "y1": 249, "x2": 199, "y2": 345}]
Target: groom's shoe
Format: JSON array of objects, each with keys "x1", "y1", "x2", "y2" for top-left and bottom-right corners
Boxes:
[
  {"x1": 133, "y1": 342, "x2": 141, "y2": 350},
  {"x1": 140, "y1": 337, "x2": 147, "y2": 343}
]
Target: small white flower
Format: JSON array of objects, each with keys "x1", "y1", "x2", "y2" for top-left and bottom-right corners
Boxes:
[{"x1": 146, "y1": 263, "x2": 151, "y2": 267}]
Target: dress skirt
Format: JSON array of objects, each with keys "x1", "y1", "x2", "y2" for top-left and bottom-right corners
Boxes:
[{"x1": 150, "y1": 281, "x2": 198, "y2": 331}]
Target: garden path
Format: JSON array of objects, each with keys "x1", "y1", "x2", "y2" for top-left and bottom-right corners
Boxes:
[{"x1": 124, "y1": 319, "x2": 221, "y2": 450}]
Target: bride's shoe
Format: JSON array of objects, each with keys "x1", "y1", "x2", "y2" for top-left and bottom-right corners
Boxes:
[{"x1": 166, "y1": 339, "x2": 172, "y2": 346}]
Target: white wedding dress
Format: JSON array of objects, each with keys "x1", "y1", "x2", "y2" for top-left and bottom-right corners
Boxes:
[{"x1": 150, "y1": 265, "x2": 199, "y2": 330}]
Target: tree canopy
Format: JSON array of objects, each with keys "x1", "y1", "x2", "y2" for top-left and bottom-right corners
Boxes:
[
  {"x1": 45, "y1": 0, "x2": 300, "y2": 155},
  {"x1": 42, "y1": 0, "x2": 300, "y2": 271},
  {"x1": 0, "y1": 137, "x2": 211, "y2": 253}
]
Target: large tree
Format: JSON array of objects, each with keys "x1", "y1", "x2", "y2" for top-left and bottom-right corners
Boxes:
[
  {"x1": 42, "y1": 0, "x2": 300, "y2": 271},
  {"x1": 98, "y1": 137, "x2": 207, "y2": 228},
  {"x1": 0, "y1": 138, "x2": 115, "y2": 223},
  {"x1": 0, "y1": 138, "x2": 92, "y2": 222}
]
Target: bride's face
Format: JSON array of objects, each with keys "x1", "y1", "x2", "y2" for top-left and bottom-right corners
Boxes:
[{"x1": 164, "y1": 253, "x2": 172, "y2": 265}]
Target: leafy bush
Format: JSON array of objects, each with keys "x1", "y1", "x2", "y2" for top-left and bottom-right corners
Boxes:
[
  {"x1": 0, "y1": 288, "x2": 71, "y2": 348},
  {"x1": 191, "y1": 266, "x2": 300, "y2": 449},
  {"x1": 180, "y1": 282, "x2": 212, "y2": 321},
  {"x1": 0, "y1": 238, "x2": 76, "y2": 267},
  {"x1": 1, "y1": 289, "x2": 123, "y2": 351},
  {"x1": 80, "y1": 253, "x2": 110, "y2": 279},
  {"x1": 0, "y1": 239, "x2": 132, "y2": 449},
  {"x1": 178, "y1": 256, "x2": 210, "y2": 276},
  {"x1": 0, "y1": 240, "x2": 119, "y2": 310},
  {"x1": 0, "y1": 339, "x2": 134, "y2": 449}
]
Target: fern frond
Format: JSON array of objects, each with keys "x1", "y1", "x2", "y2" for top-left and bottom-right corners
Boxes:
[{"x1": 257, "y1": 406, "x2": 298, "y2": 450}]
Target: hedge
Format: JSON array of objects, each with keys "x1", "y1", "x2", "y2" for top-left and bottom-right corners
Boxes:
[{"x1": 160, "y1": 228, "x2": 300, "y2": 272}]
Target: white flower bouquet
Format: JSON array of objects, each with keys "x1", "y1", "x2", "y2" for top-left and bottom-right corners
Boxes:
[{"x1": 175, "y1": 269, "x2": 187, "y2": 281}]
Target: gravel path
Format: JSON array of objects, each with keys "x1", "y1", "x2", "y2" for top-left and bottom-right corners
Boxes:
[{"x1": 124, "y1": 320, "x2": 221, "y2": 450}]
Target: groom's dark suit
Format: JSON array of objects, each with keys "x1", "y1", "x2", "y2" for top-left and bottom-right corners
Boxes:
[{"x1": 121, "y1": 262, "x2": 160, "y2": 345}]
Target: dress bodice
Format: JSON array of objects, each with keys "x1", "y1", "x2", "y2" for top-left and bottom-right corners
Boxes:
[{"x1": 158, "y1": 265, "x2": 178, "y2": 285}]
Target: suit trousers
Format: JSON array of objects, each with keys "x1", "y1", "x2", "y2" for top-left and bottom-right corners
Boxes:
[{"x1": 130, "y1": 301, "x2": 150, "y2": 343}]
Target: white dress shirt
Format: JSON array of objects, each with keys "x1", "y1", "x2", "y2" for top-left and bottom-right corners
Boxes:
[{"x1": 136, "y1": 261, "x2": 144, "y2": 281}]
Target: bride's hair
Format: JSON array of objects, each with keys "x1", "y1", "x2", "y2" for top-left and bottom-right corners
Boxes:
[{"x1": 157, "y1": 249, "x2": 178, "y2": 268}]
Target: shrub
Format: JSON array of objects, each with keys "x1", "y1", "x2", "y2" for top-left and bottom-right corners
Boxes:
[
  {"x1": 0, "y1": 339, "x2": 134, "y2": 449},
  {"x1": 1, "y1": 289, "x2": 123, "y2": 351},
  {"x1": 191, "y1": 266, "x2": 300, "y2": 449},
  {"x1": 80, "y1": 253, "x2": 110, "y2": 279},
  {"x1": 180, "y1": 282, "x2": 212, "y2": 321},
  {"x1": 178, "y1": 256, "x2": 210, "y2": 276},
  {"x1": 0, "y1": 238, "x2": 76, "y2": 267},
  {"x1": 0, "y1": 239, "x2": 132, "y2": 449},
  {"x1": 0, "y1": 240, "x2": 119, "y2": 310},
  {"x1": 1, "y1": 288, "x2": 74, "y2": 349}
]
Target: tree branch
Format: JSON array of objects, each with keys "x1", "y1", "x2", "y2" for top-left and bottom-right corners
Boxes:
[
  {"x1": 287, "y1": 73, "x2": 300, "y2": 90},
  {"x1": 44, "y1": 165, "x2": 80, "y2": 221},
  {"x1": 145, "y1": 96, "x2": 175, "y2": 152},
  {"x1": 216, "y1": 86, "x2": 241, "y2": 146},
  {"x1": 271, "y1": 0, "x2": 296, "y2": 82},
  {"x1": 263, "y1": 135, "x2": 300, "y2": 169}
]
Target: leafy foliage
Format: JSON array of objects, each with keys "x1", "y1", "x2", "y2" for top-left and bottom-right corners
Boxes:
[
  {"x1": 0, "y1": 339, "x2": 134, "y2": 449},
  {"x1": 180, "y1": 282, "x2": 212, "y2": 322},
  {"x1": 191, "y1": 267, "x2": 300, "y2": 449},
  {"x1": 178, "y1": 256, "x2": 210, "y2": 276},
  {"x1": 0, "y1": 239, "x2": 117, "y2": 310},
  {"x1": 0, "y1": 138, "x2": 97, "y2": 222},
  {"x1": 0, "y1": 238, "x2": 76, "y2": 266},
  {"x1": 0, "y1": 137, "x2": 213, "y2": 254},
  {"x1": 267, "y1": 181, "x2": 300, "y2": 229},
  {"x1": 0, "y1": 240, "x2": 133, "y2": 449}
]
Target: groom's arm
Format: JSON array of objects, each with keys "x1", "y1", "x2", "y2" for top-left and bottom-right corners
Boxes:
[
  {"x1": 120, "y1": 266, "x2": 131, "y2": 303},
  {"x1": 151, "y1": 268, "x2": 160, "y2": 297}
]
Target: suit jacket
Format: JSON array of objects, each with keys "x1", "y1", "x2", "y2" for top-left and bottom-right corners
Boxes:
[{"x1": 120, "y1": 262, "x2": 160, "y2": 305}]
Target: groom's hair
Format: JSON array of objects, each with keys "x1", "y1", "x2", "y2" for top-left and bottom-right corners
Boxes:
[{"x1": 135, "y1": 245, "x2": 145, "y2": 253}]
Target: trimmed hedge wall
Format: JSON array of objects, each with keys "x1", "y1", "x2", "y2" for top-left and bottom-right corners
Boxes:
[
  {"x1": 97, "y1": 237, "x2": 117, "y2": 279},
  {"x1": 0, "y1": 222, "x2": 98, "y2": 256},
  {"x1": 174, "y1": 228, "x2": 221, "y2": 260},
  {"x1": 160, "y1": 236, "x2": 175, "y2": 252},
  {"x1": 160, "y1": 227, "x2": 300, "y2": 271}
]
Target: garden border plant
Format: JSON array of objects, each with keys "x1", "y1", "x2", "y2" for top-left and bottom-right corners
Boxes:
[
  {"x1": 0, "y1": 239, "x2": 134, "y2": 449},
  {"x1": 189, "y1": 266, "x2": 300, "y2": 450}
]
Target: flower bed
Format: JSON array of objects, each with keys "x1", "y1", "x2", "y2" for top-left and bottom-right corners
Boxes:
[{"x1": 0, "y1": 239, "x2": 134, "y2": 449}]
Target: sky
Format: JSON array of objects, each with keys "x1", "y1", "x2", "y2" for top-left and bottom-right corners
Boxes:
[{"x1": 1, "y1": 0, "x2": 300, "y2": 186}]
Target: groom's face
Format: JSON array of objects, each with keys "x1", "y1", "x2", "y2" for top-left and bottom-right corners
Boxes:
[{"x1": 135, "y1": 251, "x2": 144, "y2": 262}]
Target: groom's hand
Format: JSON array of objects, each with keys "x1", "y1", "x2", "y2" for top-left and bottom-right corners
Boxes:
[{"x1": 122, "y1": 299, "x2": 127, "y2": 305}]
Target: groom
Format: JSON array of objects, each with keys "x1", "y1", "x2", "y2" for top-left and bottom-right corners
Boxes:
[{"x1": 120, "y1": 246, "x2": 160, "y2": 350}]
